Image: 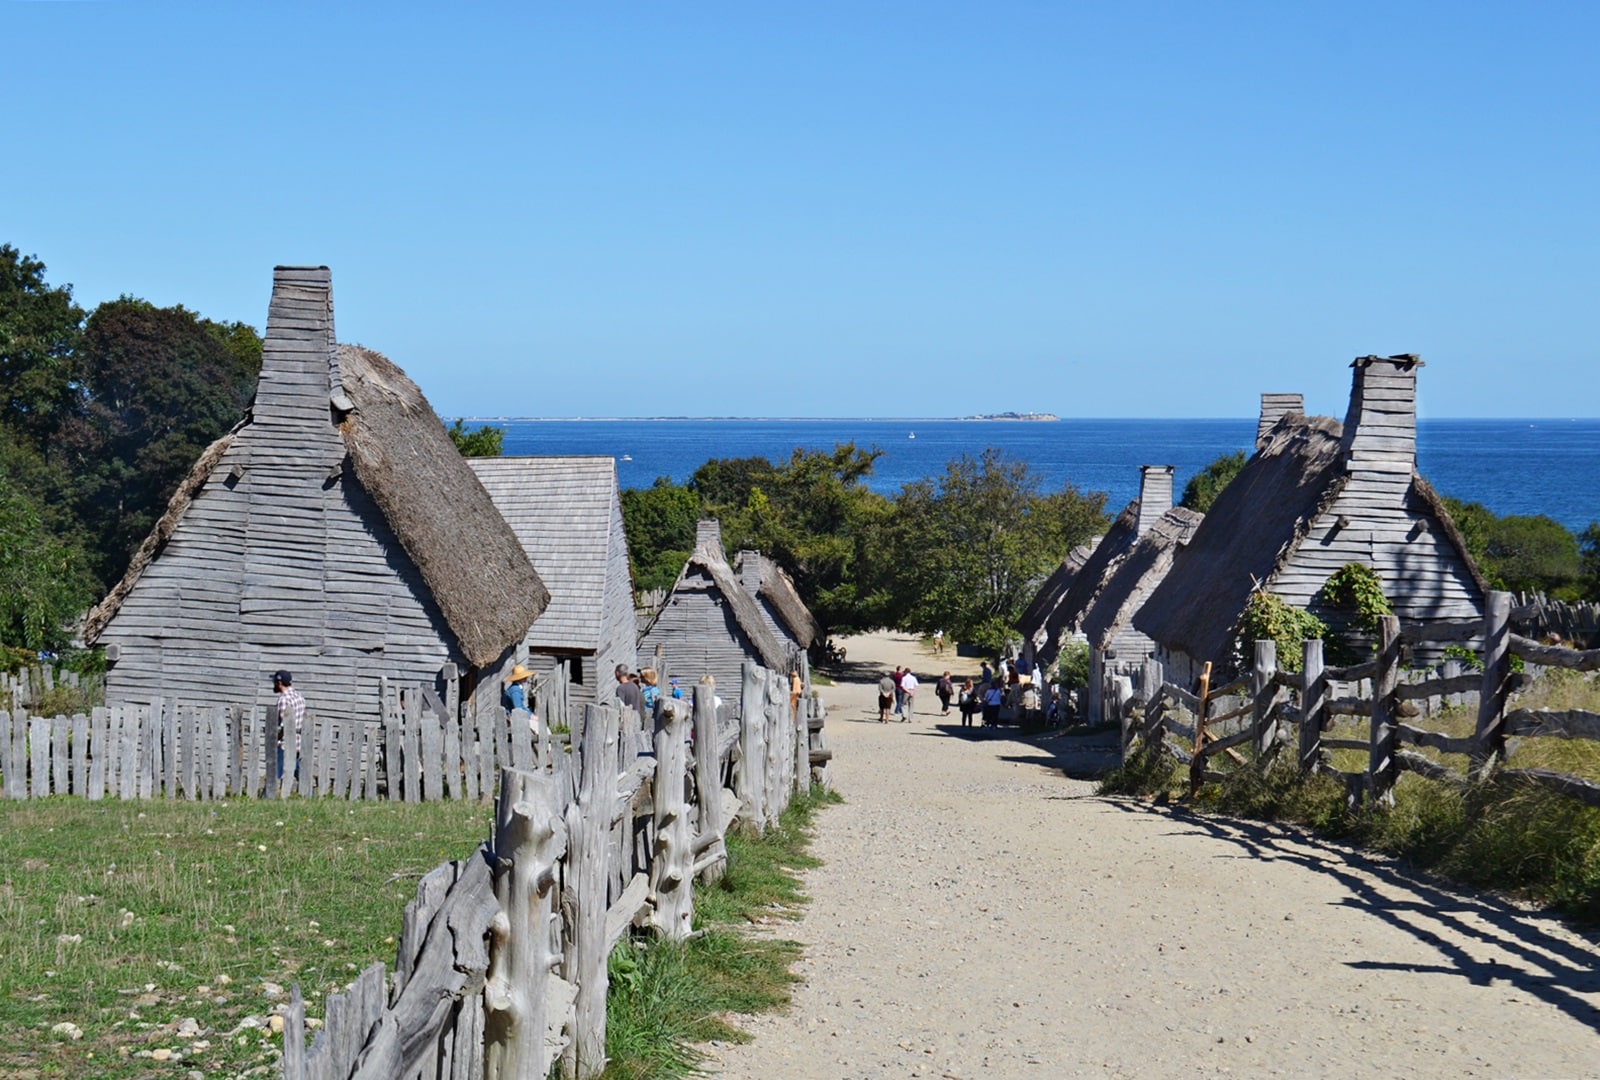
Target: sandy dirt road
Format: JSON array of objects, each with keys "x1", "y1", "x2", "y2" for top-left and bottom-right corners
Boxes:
[{"x1": 704, "y1": 632, "x2": 1600, "y2": 1080}]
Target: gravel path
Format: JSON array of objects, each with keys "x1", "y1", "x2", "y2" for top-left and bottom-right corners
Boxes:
[{"x1": 704, "y1": 632, "x2": 1600, "y2": 1079}]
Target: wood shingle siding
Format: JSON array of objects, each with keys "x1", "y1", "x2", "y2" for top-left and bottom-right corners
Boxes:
[
  {"x1": 85, "y1": 267, "x2": 548, "y2": 725},
  {"x1": 638, "y1": 522, "x2": 796, "y2": 713},
  {"x1": 1134, "y1": 355, "x2": 1485, "y2": 679},
  {"x1": 469, "y1": 456, "x2": 638, "y2": 713}
]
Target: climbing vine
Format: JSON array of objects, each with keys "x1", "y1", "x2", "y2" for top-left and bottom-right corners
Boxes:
[
  {"x1": 1318, "y1": 563, "x2": 1393, "y2": 635},
  {"x1": 1236, "y1": 591, "x2": 1327, "y2": 673}
]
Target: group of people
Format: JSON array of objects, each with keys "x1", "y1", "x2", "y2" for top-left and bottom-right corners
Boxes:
[
  {"x1": 873, "y1": 655, "x2": 1053, "y2": 733},
  {"x1": 876, "y1": 666, "x2": 924, "y2": 721}
]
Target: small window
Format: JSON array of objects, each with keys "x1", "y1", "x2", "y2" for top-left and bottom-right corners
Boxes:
[{"x1": 568, "y1": 656, "x2": 585, "y2": 685}]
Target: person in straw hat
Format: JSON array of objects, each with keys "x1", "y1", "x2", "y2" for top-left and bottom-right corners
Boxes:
[{"x1": 502, "y1": 664, "x2": 533, "y2": 716}]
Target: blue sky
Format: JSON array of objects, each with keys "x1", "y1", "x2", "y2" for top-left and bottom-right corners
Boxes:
[{"x1": 7, "y1": 3, "x2": 1597, "y2": 418}]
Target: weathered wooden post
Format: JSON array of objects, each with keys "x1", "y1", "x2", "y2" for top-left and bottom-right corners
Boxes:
[
  {"x1": 1251, "y1": 638, "x2": 1278, "y2": 757},
  {"x1": 1186, "y1": 662, "x2": 1213, "y2": 799},
  {"x1": 651, "y1": 698, "x2": 693, "y2": 940},
  {"x1": 691, "y1": 681, "x2": 728, "y2": 883},
  {"x1": 1367, "y1": 615, "x2": 1402, "y2": 804},
  {"x1": 485, "y1": 767, "x2": 566, "y2": 1080},
  {"x1": 763, "y1": 668, "x2": 788, "y2": 820},
  {"x1": 793, "y1": 687, "x2": 809, "y2": 798},
  {"x1": 1471, "y1": 590, "x2": 1515, "y2": 780},
  {"x1": 1298, "y1": 638, "x2": 1325, "y2": 774},
  {"x1": 737, "y1": 661, "x2": 767, "y2": 828},
  {"x1": 563, "y1": 704, "x2": 619, "y2": 1080}
]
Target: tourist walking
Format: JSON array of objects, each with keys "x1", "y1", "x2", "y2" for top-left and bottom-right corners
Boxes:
[
  {"x1": 936, "y1": 671, "x2": 954, "y2": 715},
  {"x1": 272, "y1": 669, "x2": 306, "y2": 781},
  {"x1": 878, "y1": 672, "x2": 895, "y2": 723},
  {"x1": 958, "y1": 677, "x2": 977, "y2": 727},
  {"x1": 892, "y1": 666, "x2": 906, "y2": 716},
  {"x1": 982, "y1": 680, "x2": 1004, "y2": 730},
  {"x1": 900, "y1": 669, "x2": 919, "y2": 720}
]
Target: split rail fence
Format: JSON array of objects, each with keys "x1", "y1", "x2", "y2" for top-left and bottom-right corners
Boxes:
[
  {"x1": 277, "y1": 657, "x2": 829, "y2": 1079},
  {"x1": 1121, "y1": 590, "x2": 1600, "y2": 807}
]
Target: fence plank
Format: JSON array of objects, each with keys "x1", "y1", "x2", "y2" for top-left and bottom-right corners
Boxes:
[
  {"x1": 650, "y1": 699, "x2": 693, "y2": 942},
  {"x1": 563, "y1": 702, "x2": 619, "y2": 1079},
  {"x1": 403, "y1": 692, "x2": 423, "y2": 805},
  {"x1": 213, "y1": 707, "x2": 230, "y2": 800},
  {"x1": 88, "y1": 708, "x2": 108, "y2": 801},
  {"x1": 332, "y1": 721, "x2": 350, "y2": 800},
  {"x1": 384, "y1": 688, "x2": 402, "y2": 802},
  {"x1": 52, "y1": 716, "x2": 69, "y2": 795},
  {"x1": 363, "y1": 724, "x2": 380, "y2": 801},
  {"x1": 118, "y1": 706, "x2": 139, "y2": 801},
  {"x1": 485, "y1": 767, "x2": 566, "y2": 1080},
  {"x1": 30, "y1": 716, "x2": 50, "y2": 798},
  {"x1": 70, "y1": 714, "x2": 88, "y2": 797},
  {"x1": 443, "y1": 712, "x2": 461, "y2": 801},
  {"x1": 421, "y1": 709, "x2": 443, "y2": 802},
  {"x1": 1473, "y1": 591, "x2": 1515, "y2": 778},
  {"x1": 229, "y1": 705, "x2": 245, "y2": 796}
]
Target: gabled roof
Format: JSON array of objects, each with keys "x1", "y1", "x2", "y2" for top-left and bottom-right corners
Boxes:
[
  {"x1": 1131, "y1": 415, "x2": 1350, "y2": 666},
  {"x1": 337, "y1": 345, "x2": 549, "y2": 667},
  {"x1": 468, "y1": 455, "x2": 623, "y2": 651},
  {"x1": 1031, "y1": 501, "x2": 1143, "y2": 667},
  {"x1": 1080, "y1": 507, "x2": 1203, "y2": 651},
  {"x1": 84, "y1": 337, "x2": 550, "y2": 670},
  {"x1": 643, "y1": 524, "x2": 792, "y2": 671},
  {"x1": 734, "y1": 550, "x2": 820, "y2": 648},
  {"x1": 1016, "y1": 538, "x2": 1100, "y2": 647}
]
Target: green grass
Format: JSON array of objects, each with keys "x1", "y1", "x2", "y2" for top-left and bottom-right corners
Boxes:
[
  {"x1": 0, "y1": 784, "x2": 843, "y2": 1079},
  {"x1": 600, "y1": 784, "x2": 842, "y2": 1080},
  {"x1": 0, "y1": 797, "x2": 490, "y2": 1078}
]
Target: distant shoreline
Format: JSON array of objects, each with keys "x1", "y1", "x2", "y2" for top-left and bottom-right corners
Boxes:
[{"x1": 456, "y1": 415, "x2": 1596, "y2": 423}]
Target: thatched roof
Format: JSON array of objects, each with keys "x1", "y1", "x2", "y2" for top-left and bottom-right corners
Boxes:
[
  {"x1": 1016, "y1": 538, "x2": 1100, "y2": 648},
  {"x1": 734, "y1": 550, "x2": 820, "y2": 648},
  {"x1": 86, "y1": 345, "x2": 550, "y2": 670},
  {"x1": 1080, "y1": 507, "x2": 1203, "y2": 652},
  {"x1": 83, "y1": 418, "x2": 247, "y2": 644},
  {"x1": 645, "y1": 526, "x2": 792, "y2": 671},
  {"x1": 1031, "y1": 501, "x2": 1143, "y2": 668},
  {"x1": 337, "y1": 345, "x2": 549, "y2": 667},
  {"x1": 1133, "y1": 416, "x2": 1349, "y2": 665}
]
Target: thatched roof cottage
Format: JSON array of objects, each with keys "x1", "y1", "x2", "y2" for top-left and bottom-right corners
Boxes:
[
  {"x1": 1022, "y1": 465, "x2": 1181, "y2": 674},
  {"x1": 469, "y1": 456, "x2": 636, "y2": 714},
  {"x1": 1077, "y1": 494, "x2": 1203, "y2": 722},
  {"x1": 637, "y1": 521, "x2": 795, "y2": 710},
  {"x1": 734, "y1": 549, "x2": 820, "y2": 657},
  {"x1": 85, "y1": 266, "x2": 549, "y2": 724},
  {"x1": 1016, "y1": 537, "x2": 1100, "y2": 670},
  {"x1": 1134, "y1": 355, "x2": 1486, "y2": 684}
]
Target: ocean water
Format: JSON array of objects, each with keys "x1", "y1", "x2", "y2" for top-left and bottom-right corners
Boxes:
[{"x1": 490, "y1": 417, "x2": 1600, "y2": 534}]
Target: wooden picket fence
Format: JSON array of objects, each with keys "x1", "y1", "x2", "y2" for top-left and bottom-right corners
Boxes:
[
  {"x1": 1122, "y1": 590, "x2": 1600, "y2": 807},
  {"x1": 279, "y1": 658, "x2": 832, "y2": 1080},
  {"x1": 0, "y1": 655, "x2": 833, "y2": 813}
]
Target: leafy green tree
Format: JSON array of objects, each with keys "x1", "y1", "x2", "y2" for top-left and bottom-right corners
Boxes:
[
  {"x1": 0, "y1": 471, "x2": 95, "y2": 651},
  {"x1": 0, "y1": 244, "x2": 85, "y2": 447},
  {"x1": 1581, "y1": 523, "x2": 1600, "y2": 601},
  {"x1": 620, "y1": 478, "x2": 699, "y2": 592},
  {"x1": 871, "y1": 449, "x2": 1107, "y2": 651},
  {"x1": 447, "y1": 419, "x2": 504, "y2": 457},
  {"x1": 1443, "y1": 496, "x2": 1584, "y2": 600},
  {"x1": 1180, "y1": 450, "x2": 1246, "y2": 512},
  {"x1": 63, "y1": 298, "x2": 260, "y2": 585}
]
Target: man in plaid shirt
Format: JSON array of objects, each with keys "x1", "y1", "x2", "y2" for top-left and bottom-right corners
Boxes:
[{"x1": 273, "y1": 670, "x2": 306, "y2": 779}]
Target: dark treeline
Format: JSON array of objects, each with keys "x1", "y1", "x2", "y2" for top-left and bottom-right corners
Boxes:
[
  {"x1": 622, "y1": 444, "x2": 1110, "y2": 651},
  {"x1": 0, "y1": 245, "x2": 260, "y2": 657}
]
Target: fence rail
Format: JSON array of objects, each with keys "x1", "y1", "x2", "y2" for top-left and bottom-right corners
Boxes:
[
  {"x1": 1122, "y1": 590, "x2": 1600, "y2": 809},
  {"x1": 278, "y1": 658, "x2": 831, "y2": 1080}
]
